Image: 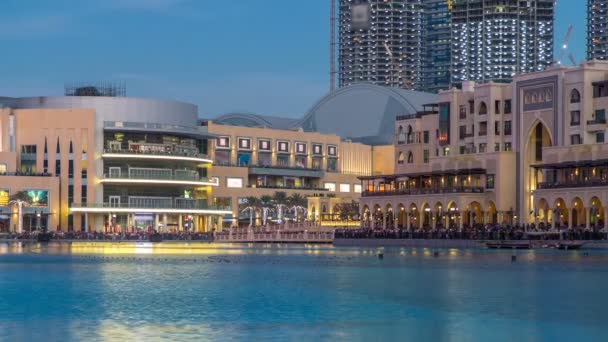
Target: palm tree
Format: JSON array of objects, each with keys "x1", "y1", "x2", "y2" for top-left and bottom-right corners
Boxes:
[
  {"x1": 273, "y1": 192, "x2": 289, "y2": 223},
  {"x1": 287, "y1": 193, "x2": 307, "y2": 222},
  {"x1": 259, "y1": 195, "x2": 274, "y2": 225},
  {"x1": 9, "y1": 191, "x2": 31, "y2": 233},
  {"x1": 240, "y1": 196, "x2": 259, "y2": 227}
]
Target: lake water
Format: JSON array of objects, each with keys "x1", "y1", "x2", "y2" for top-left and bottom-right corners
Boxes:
[{"x1": 1, "y1": 242, "x2": 607, "y2": 341}]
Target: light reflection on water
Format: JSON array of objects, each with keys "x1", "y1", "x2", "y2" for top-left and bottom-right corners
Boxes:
[{"x1": 1, "y1": 242, "x2": 608, "y2": 341}]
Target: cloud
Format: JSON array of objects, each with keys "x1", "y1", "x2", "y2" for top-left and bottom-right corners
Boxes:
[{"x1": 0, "y1": 14, "x2": 70, "y2": 40}]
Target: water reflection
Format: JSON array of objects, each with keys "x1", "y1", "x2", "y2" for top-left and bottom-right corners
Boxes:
[{"x1": 2, "y1": 243, "x2": 608, "y2": 340}]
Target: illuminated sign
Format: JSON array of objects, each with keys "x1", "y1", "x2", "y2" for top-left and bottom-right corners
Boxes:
[
  {"x1": 0, "y1": 190, "x2": 8, "y2": 206},
  {"x1": 25, "y1": 190, "x2": 49, "y2": 207}
]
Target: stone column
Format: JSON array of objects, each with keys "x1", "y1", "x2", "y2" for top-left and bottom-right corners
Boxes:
[
  {"x1": 163, "y1": 214, "x2": 168, "y2": 232},
  {"x1": 551, "y1": 209, "x2": 556, "y2": 230},
  {"x1": 84, "y1": 213, "x2": 89, "y2": 232},
  {"x1": 432, "y1": 212, "x2": 436, "y2": 229},
  {"x1": 107, "y1": 212, "x2": 112, "y2": 233},
  {"x1": 406, "y1": 213, "x2": 410, "y2": 230},
  {"x1": 194, "y1": 215, "x2": 200, "y2": 232},
  {"x1": 382, "y1": 212, "x2": 387, "y2": 230},
  {"x1": 458, "y1": 214, "x2": 463, "y2": 230},
  {"x1": 217, "y1": 215, "x2": 223, "y2": 232},
  {"x1": 178, "y1": 215, "x2": 183, "y2": 231},
  {"x1": 155, "y1": 214, "x2": 160, "y2": 232},
  {"x1": 586, "y1": 207, "x2": 591, "y2": 230},
  {"x1": 568, "y1": 209, "x2": 573, "y2": 229},
  {"x1": 604, "y1": 207, "x2": 608, "y2": 230}
]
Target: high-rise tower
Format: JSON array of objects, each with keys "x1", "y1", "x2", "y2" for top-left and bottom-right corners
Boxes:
[
  {"x1": 451, "y1": 0, "x2": 555, "y2": 85},
  {"x1": 335, "y1": 0, "x2": 423, "y2": 90},
  {"x1": 588, "y1": 0, "x2": 608, "y2": 60}
]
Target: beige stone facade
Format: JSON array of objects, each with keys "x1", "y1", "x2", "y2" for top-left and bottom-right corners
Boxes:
[
  {"x1": 0, "y1": 97, "x2": 230, "y2": 233},
  {"x1": 205, "y1": 121, "x2": 393, "y2": 226},
  {"x1": 361, "y1": 60, "x2": 608, "y2": 229}
]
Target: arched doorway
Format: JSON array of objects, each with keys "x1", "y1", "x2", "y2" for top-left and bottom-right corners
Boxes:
[
  {"x1": 373, "y1": 204, "x2": 383, "y2": 229},
  {"x1": 409, "y1": 203, "x2": 419, "y2": 229},
  {"x1": 465, "y1": 201, "x2": 482, "y2": 228},
  {"x1": 421, "y1": 203, "x2": 431, "y2": 228},
  {"x1": 554, "y1": 198, "x2": 568, "y2": 228},
  {"x1": 487, "y1": 201, "x2": 498, "y2": 225},
  {"x1": 571, "y1": 197, "x2": 585, "y2": 228},
  {"x1": 386, "y1": 204, "x2": 394, "y2": 229},
  {"x1": 447, "y1": 201, "x2": 459, "y2": 228},
  {"x1": 536, "y1": 198, "x2": 550, "y2": 228},
  {"x1": 397, "y1": 203, "x2": 406, "y2": 228},
  {"x1": 524, "y1": 121, "x2": 553, "y2": 223},
  {"x1": 361, "y1": 205, "x2": 370, "y2": 228},
  {"x1": 434, "y1": 202, "x2": 444, "y2": 228},
  {"x1": 590, "y1": 197, "x2": 604, "y2": 228}
]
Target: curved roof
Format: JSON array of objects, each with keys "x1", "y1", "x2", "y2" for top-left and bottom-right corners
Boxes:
[
  {"x1": 298, "y1": 84, "x2": 437, "y2": 145},
  {"x1": 213, "y1": 112, "x2": 300, "y2": 130}
]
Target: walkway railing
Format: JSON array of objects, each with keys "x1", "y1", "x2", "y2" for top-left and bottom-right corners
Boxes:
[
  {"x1": 215, "y1": 230, "x2": 334, "y2": 243},
  {"x1": 362, "y1": 186, "x2": 484, "y2": 197}
]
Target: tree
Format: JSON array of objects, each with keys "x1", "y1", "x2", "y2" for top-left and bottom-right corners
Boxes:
[
  {"x1": 272, "y1": 192, "x2": 289, "y2": 223},
  {"x1": 9, "y1": 191, "x2": 32, "y2": 233},
  {"x1": 240, "y1": 196, "x2": 259, "y2": 227},
  {"x1": 287, "y1": 193, "x2": 307, "y2": 222}
]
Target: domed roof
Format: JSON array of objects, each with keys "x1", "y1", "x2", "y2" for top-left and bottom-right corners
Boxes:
[
  {"x1": 297, "y1": 84, "x2": 437, "y2": 145},
  {"x1": 213, "y1": 112, "x2": 301, "y2": 130}
]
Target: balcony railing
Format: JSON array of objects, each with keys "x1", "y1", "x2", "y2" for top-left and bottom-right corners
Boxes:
[
  {"x1": 362, "y1": 186, "x2": 484, "y2": 197},
  {"x1": 103, "y1": 148, "x2": 210, "y2": 161},
  {"x1": 71, "y1": 202, "x2": 231, "y2": 211},
  {"x1": 104, "y1": 121, "x2": 201, "y2": 134},
  {"x1": 0, "y1": 172, "x2": 55, "y2": 177},
  {"x1": 537, "y1": 179, "x2": 608, "y2": 190},
  {"x1": 103, "y1": 172, "x2": 218, "y2": 185},
  {"x1": 587, "y1": 118, "x2": 607, "y2": 125},
  {"x1": 248, "y1": 185, "x2": 328, "y2": 191}
]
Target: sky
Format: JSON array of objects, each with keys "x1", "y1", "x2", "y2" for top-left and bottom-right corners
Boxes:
[{"x1": 0, "y1": 0, "x2": 586, "y2": 119}]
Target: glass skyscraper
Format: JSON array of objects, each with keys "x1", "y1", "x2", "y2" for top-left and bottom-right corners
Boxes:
[{"x1": 451, "y1": 0, "x2": 555, "y2": 85}]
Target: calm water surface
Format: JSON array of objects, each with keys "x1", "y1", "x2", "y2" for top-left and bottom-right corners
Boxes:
[{"x1": 1, "y1": 242, "x2": 607, "y2": 341}]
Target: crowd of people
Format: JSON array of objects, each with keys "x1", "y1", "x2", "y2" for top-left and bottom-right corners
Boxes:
[{"x1": 335, "y1": 224, "x2": 608, "y2": 241}]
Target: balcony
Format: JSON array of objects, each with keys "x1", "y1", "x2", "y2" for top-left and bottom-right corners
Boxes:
[
  {"x1": 362, "y1": 186, "x2": 485, "y2": 197},
  {"x1": 101, "y1": 168, "x2": 219, "y2": 186},
  {"x1": 0, "y1": 172, "x2": 55, "y2": 177},
  {"x1": 248, "y1": 165, "x2": 325, "y2": 178},
  {"x1": 70, "y1": 201, "x2": 231, "y2": 214},
  {"x1": 102, "y1": 148, "x2": 212, "y2": 164},
  {"x1": 586, "y1": 118, "x2": 606, "y2": 132},
  {"x1": 537, "y1": 179, "x2": 608, "y2": 190},
  {"x1": 247, "y1": 185, "x2": 328, "y2": 191}
]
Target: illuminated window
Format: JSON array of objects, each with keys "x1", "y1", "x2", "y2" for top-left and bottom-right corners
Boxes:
[
  {"x1": 237, "y1": 137, "x2": 251, "y2": 150},
  {"x1": 324, "y1": 182, "x2": 336, "y2": 192},
  {"x1": 226, "y1": 177, "x2": 243, "y2": 188},
  {"x1": 216, "y1": 136, "x2": 230, "y2": 149},
  {"x1": 339, "y1": 184, "x2": 350, "y2": 193},
  {"x1": 354, "y1": 184, "x2": 362, "y2": 193},
  {"x1": 258, "y1": 139, "x2": 271, "y2": 151},
  {"x1": 277, "y1": 141, "x2": 290, "y2": 153}
]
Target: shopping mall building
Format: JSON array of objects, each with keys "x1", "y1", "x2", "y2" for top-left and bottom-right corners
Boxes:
[
  {"x1": 0, "y1": 93, "x2": 230, "y2": 233},
  {"x1": 360, "y1": 60, "x2": 608, "y2": 230},
  {"x1": 0, "y1": 83, "x2": 433, "y2": 232}
]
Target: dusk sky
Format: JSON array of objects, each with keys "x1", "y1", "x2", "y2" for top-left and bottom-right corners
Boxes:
[{"x1": 0, "y1": 0, "x2": 586, "y2": 118}]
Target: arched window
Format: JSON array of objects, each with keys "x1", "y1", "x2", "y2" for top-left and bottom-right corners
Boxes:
[
  {"x1": 397, "y1": 126, "x2": 405, "y2": 144},
  {"x1": 478, "y1": 102, "x2": 487, "y2": 115},
  {"x1": 407, "y1": 125, "x2": 413, "y2": 144},
  {"x1": 570, "y1": 89, "x2": 580, "y2": 103},
  {"x1": 407, "y1": 151, "x2": 414, "y2": 164},
  {"x1": 398, "y1": 152, "x2": 405, "y2": 164}
]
